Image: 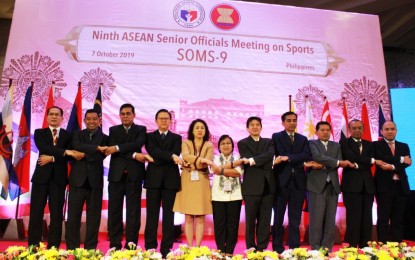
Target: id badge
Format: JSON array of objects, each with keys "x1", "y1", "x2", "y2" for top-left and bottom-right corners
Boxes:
[
  {"x1": 223, "y1": 179, "x2": 232, "y2": 191},
  {"x1": 190, "y1": 170, "x2": 200, "y2": 181}
]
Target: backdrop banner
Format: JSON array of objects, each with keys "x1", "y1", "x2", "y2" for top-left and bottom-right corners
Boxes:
[{"x1": 0, "y1": 0, "x2": 388, "y2": 235}]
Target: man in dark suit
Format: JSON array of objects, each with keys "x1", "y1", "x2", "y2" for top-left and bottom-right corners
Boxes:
[
  {"x1": 272, "y1": 111, "x2": 310, "y2": 253},
  {"x1": 144, "y1": 109, "x2": 183, "y2": 257},
  {"x1": 373, "y1": 121, "x2": 412, "y2": 242},
  {"x1": 340, "y1": 119, "x2": 375, "y2": 248},
  {"x1": 105, "y1": 103, "x2": 147, "y2": 249},
  {"x1": 237, "y1": 116, "x2": 275, "y2": 251},
  {"x1": 28, "y1": 106, "x2": 81, "y2": 248},
  {"x1": 308, "y1": 121, "x2": 353, "y2": 251},
  {"x1": 65, "y1": 109, "x2": 108, "y2": 250}
]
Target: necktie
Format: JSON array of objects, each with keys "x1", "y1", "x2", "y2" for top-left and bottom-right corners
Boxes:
[
  {"x1": 52, "y1": 128, "x2": 58, "y2": 146},
  {"x1": 161, "y1": 132, "x2": 166, "y2": 140},
  {"x1": 125, "y1": 127, "x2": 129, "y2": 134},
  {"x1": 388, "y1": 141, "x2": 395, "y2": 156},
  {"x1": 89, "y1": 132, "x2": 94, "y2": 142},
  {"x1": 289, "y1": 134, "x2": 294, "y2": 144},
  {"x1": 356, "y1": 140, "x2": 362, "y2": 154},
  {"x1": 323, "y1": 142, "x2": 328, "y2": 151}
]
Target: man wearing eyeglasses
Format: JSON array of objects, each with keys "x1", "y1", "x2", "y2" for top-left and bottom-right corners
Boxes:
[
  {"x1": 28, "y1": 106, "x2": 81, "y2": 249},
  {"x1": 144, "y1": 109, "x2": 183, "y2": 258},
  {"x1": 105, "y1": 103, "x2": 147, "y2": 249},
  {"x1": 340, "y1": 119, "x2": 375, "y2": 248}
]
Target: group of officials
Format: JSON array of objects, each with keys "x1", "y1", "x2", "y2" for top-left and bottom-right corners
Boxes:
[{"x1": 27, "y1": 104, "x2": 412, "y2": 256}]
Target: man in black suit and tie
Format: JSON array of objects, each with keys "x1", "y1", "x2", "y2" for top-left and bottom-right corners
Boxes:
[
  {"x1": 237, "y1": 116, "x2": 275, "y2": 251},
  {"x1": 105, "y1": 103, "x2": 147, "y2": 249},
  {"x1": 340, "y1": 119, "x2": 375, "y2": 248},
  {"x1": 272, "y1": 111, "x2": 310, "y2": 253},
  {"x1": 144, "y1": 109, "x2": 183, "y2": 257},
  {"x1": 373, "y1": 121, "x2": 412, "y2": 243},
  {"x1": 28, "y1": 106, "x2": 81, "y2": 249},
  {"x1": 308, "y1": 121, "x2": 353, "y2": 251},
  {"x1": 65, "y1": 109, "x2": 108, "y2": 250}
]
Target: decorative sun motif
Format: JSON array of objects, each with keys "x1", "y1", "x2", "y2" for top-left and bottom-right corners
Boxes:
[
  {"x1": 339, "y1": 76, "x2": 390, "y2": 133},
  {"x1": 294, "y1": 85, "x2": 326, "y2": 120},
  {"x1": 1, "y1": 52, "x2": 67, "y2": 112},
  {"x1": 80, "y1": 67, "x2": 116, "y2": 102}
]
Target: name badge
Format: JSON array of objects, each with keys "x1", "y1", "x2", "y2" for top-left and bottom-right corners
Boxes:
[
  {"x1": 191, "y1": 170, "x2": 199, "y2": 181},
  {"x1": 223, "y1": 179, "x2": 232, "y2": 191}
]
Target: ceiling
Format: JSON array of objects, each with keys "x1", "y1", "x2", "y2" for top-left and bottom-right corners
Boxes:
[{"x1": 1, "y1": 0, "x2": 414, "y2": 49}]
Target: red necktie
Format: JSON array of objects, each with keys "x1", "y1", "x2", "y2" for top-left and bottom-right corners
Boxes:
[
  {"x1": 53, "y1": 128, "x2": 58, "y2": 146},
  {"x1": 388, "y1": 141, "x2": 395, "y2": 156}
]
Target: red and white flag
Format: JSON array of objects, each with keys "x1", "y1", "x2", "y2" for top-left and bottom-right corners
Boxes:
[{"x1": 321, "y1": 98, "x2": 334, "y2": 140}]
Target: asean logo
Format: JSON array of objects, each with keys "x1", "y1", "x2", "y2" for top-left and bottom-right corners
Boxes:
[
  {"x1": 173, "y1": 1, "x2": 205, "y2": 28},
  {"x1": 210, "y1": 4, "x2": 240, "y2": 31}
]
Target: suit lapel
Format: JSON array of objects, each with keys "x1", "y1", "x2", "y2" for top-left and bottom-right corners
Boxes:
[
  {"x1": 282, "y1": 132, "x2": 293, "y2": 151},
  {"x1": 382, "y1": 139, "x2": 394, "y2": 156},
  {"x1": 44, "y1": 128, "x2": 54, "y2": 145},
  {"x1": 349, "y1": 138, "x2": 360, "y2": 154},
  {"x1": 247, "y1": 136, "x2": 258, "y2": 154}
]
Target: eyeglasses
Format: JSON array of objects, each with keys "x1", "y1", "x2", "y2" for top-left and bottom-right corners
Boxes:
[
  {"x1": 120, "y1": 112, "x2": 133, "y2": 116},
  {"x1": 157, "y1": 117, "x2": 170, "y2": 121},
  {"x1": 48, "y1": 113, "x2": 62, "y2": 117}
]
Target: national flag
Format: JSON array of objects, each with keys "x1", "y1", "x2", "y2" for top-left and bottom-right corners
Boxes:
[
  {"x1": 303, "y1": 97, "x2": 315, "y2": 140},
  {"x1": 12, "y1": 84, "x2": 33, "y2": 199},
  {"x1": 0, "y1": 81, "x2": 14, "y2": 199},
  {"x1": 289, "y1": 94, "x2": 296, "y2": 113},
  {"x1": 340, "y1": 98, "x2": 349, "y2": 142},
  {"x1": 377, "y1": 104, "x2": 386, "y2": 140},
  {"x1": 66, "y1": 83, "x2": 83, "y2": 133},
  {"x1": 288, "y1": 95, "x2": 297, "y2": 133},
  {"x1": 361, "y1": 100, "x2": 372, "y2": 142},
  {"x1": 42, "y1": 84, "x2": 54, "y2": 128},
  {"x1": 93, "y1": 84, "x2": 102, "y2": 127},
  {"x1": 321, "y1": 97, "x2": 334, "y2": 140}
]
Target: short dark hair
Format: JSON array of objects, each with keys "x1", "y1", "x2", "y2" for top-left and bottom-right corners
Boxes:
[
  {"x1": 120, "y1": 103, "x2": 135, "y2": 114},
  {"x1": 84, "y1": 108, "x2": 100, "y2": 118},
  {"x1": 187, "y1": 119, "x2": 210, "y2": 142},
  {"x1": 348, "y1": 119, "x2": 363, "y2": 129},
  {"x1": 316, "y1": 121, "x2": 331, "y2": 131},
  {"x1": 281, "y1": 111, "x2": 297, "y2": 122},
  {"x1": 47, "y1": 106, "x2": 63, "y2": 116},
  {"x1": 218, "y1": 134, "x2": 234, "y2": 153},
  {"x1": 155, "y1": 109, "x2": 171, "y2": 120},
  {"x1": 246, "y1": 116, "x2": 262, "y2": 128}
]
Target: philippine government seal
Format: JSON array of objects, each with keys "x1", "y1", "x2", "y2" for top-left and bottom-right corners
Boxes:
[{"x1": 173, "y1": 0, "x2": 205, "y2": 28}]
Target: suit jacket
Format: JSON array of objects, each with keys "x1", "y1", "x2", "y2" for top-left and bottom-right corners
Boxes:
[
  {"x1": 31, "y1": 127, "x2": 72, "y2": 185},
  {"x1": 272, "y1": 131, "x2": 310, "y2": 189},
  {"x1": 108, "y1": 123, "x2": 147, "y2": 182},
  {"x1": 144, "y1": 130, "x2": 182, "y2": 189},
  {"x1": 307, "y1": 140, "x2": 342, "y2": 194},
  {"x1": 373, "y1": 139, "x2": 411, "y2": 195},
  {"x1": 340, "y1": 137, "x2": 375, "y2": 194},
  {"x1": 69, "y1": 128, "x2": 108, "y2": 189},
  {"x1": 237, "y1": 136, "x2": 275, "y2": 196}
]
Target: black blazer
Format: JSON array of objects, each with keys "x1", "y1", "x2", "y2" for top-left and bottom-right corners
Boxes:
[
  {"x1": 237, "y1": 136, "x2": 275, "y2": 196},
  {"x1": 107, "y1": 123, "x2": 147, "y2": 182},
  {"x1": 373, "y1": 139, "x2": 411, "y2": 195},
  {"x1": 272, "y1": 131, "x2": 310, "y2": 189},
  {"x1": 31, "y1": 127, "x2": 72, "y2": 185},
  {"x1": 144, "y1": 130, "x2": 182, "y2": 190},
  {"x1": 340, "y1": 137, "x2": 375, "y2": 194},
  {"x1": 69, "y1": 128, "x2": 108, "y2": 189}
]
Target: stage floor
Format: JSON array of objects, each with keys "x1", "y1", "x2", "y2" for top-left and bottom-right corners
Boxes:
[{"x1": 1, "y1": 234, "x2": 414, "y2": 255}]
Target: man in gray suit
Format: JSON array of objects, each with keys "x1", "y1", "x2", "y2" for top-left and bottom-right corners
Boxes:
[{"x1": 307, "y1": 121, "x2": 353, "y2": 251}]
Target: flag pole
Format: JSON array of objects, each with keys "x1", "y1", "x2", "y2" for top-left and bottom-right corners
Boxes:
[
  {"x1": 3, "y1": 80, "x2": 30, "y2": 239},
  {"x1": 289, "y1": 95, "x2": 292, "y2": 111}
]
